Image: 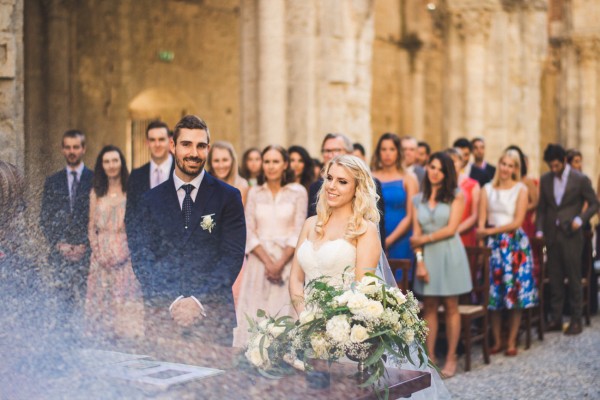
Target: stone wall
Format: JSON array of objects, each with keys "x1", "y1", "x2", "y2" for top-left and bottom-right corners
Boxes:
[{"x1": 0, "y1": 0, "x2": 23, "y2": 168}]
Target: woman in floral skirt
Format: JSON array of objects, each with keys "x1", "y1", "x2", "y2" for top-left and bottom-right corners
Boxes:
[{"x1": 477, "y1": 149, "x2": 538, "y2": 356}]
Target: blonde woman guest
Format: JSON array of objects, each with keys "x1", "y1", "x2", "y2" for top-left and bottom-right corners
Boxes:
[
  {"x1": 371, "y1": 133, "x2": 418, "y2": 275},
  {"x1": 477, "y1": 149, "x2": 537, "y2": 356},
  {"x1": 446, "y1": 148, "x2": 480, "y2": 247},
  {"x1": 506, "y1": 145, "x2": 539, "y2": 238},
  {"x1": 233, "y1": 146, "x2": 307, "y2": 347},
  {"x1": 207, "y1": 141, "x2": 249, "y2": 205},
  {"x1": 240, "y1": 148, "x2": 262, "y2": 187},
  {"x1": 290, "y1": 154, "x2": 382, "y2": 313},
  {"x1": 85, "y1": 145, "x2": 144, "y2": 340},
  {"x1": 410, "y1": 152, "x2": 472, "y2": 378}
]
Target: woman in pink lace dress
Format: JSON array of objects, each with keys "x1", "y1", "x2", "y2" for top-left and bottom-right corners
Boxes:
[
  {"x1": 233, "y1": 145, "x2": 307, "y2": 347},
  {"x1": 85, "y1": 145, "x2": 144, "y2": 340}
]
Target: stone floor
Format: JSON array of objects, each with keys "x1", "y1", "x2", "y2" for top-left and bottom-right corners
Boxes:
[{"x1": 444, "y1": 315, "x2": 600, "y2": 400}]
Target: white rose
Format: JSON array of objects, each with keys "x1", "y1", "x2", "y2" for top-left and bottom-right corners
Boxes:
[
  {"x1": 390, "y1": 287, "x2": 407, "y2": 305},
  {"x1": 357, "y1": 282, "x2": 380, "y2": 295},
  {"x1": 326, "y1": 315, "x2": 351, "y2": 343},
  {"x1": 268, "y1": 324, "x2": 286, "y2": 338},
  {"x1": 347, "y1": 292, "x2": 370, "y2": 314},
  {"x1": 299, "y1": 310, "x2": 316, "y2": 324},
  {"x1": 334, "y1": 291, "x2": 353, "y2": 306},
  {"x1": 350, "y1": 324, "x2": 370, "y2": 343},
  {"x1": 364, "y1": 300, "x2": 384, "y2": 319}
]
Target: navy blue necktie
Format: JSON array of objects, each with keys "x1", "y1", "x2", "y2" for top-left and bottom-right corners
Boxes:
[
  {"x1": 70, "y1": 171, "x2": 78, "y2": 212},
  {"x1": 182, "y1": 184, "x2": 194, "y2": 229}
]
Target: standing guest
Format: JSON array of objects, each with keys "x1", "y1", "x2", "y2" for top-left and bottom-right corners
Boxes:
[
  {"x1": 308, "y1": 133, "x2": 386, "y2": 245},
  {"x1": 410, "y1": 152, "x2": 472, "y2": 378},
  {"x1": 537, "y1": 144, "x2": 599, "y2": 335},
  {"x1": 352, "y1": 142, "x2": 367, "y2": 162},
  {"x1": 566, "y1": 149, "x2": 583, "y2": 172},
  {"x1": 506, "y1": 145, "x2": 539, "y2": 238},
  {"x1": 446, "y1": 148, "x2": 480, "y2": 247},
  {"x1": 233, "y1": 146, "x2": 307, "y2": 347},
  {"x1": 125, "y1": 120, "x2": 174, "y2": 260},
  {"x1": 471, "y1": 137, "x2": 496, "y2": 186},
  {"x1": 207, "y1": 141, "x2": 249, "y2": 205},
  {"x1": 417, "y1": 141, "x2": 431, "y2": 167},
  {"x1": 401, "y1": 135, "x2": 426, "y2": 188},
  {"x1": 85, "y1": 146, "x2": 144, "y2": 340},
  {"x1": 132, "y1": 115, "x2": 246, "y2": 347},
  {"x1": 40, "y1": 130, "x2": 93, "y2": 320},
  {"x1": 477, "y1": 149, "x2": 537, "y2": 356},
  {"x1": 371, "y1": 133, "x2": 418, "y2": 276},
  {"x1": 288, "y1": 145, "x2": 315, "y2": 192},
  {"x1": 240, "y1": 148, "x2": 262, "y2": 187},
  {"x1": 312, "y1": 158, "x2": 324, "y2": 180}
]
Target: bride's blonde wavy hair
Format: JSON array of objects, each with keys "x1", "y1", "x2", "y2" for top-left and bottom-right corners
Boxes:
[{"x1": 315, "y1": 155, "x2": 380, "y2": 241}]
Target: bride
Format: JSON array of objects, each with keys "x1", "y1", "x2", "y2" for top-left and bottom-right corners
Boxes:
[{"x1": 289, "y1": 154, "x2": 450, "y2": 399}]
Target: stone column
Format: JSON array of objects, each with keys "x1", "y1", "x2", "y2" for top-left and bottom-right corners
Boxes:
[
  {"x1": 0, "y1": 0, "x2": 24, "y2": 167},
  {"x1": 573, "y1": 37, "x2": 600, "y2": 179},
  {"x1": 240, "y1": 0, "x2": 258, "y2": 151}
]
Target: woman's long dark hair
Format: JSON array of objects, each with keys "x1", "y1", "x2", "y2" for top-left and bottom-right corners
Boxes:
[
  {"x1": 93, "y1": 145, "x2": 129, "y2": 197},
  {"x1": 257, "y1": 145, "x2": 295, "y2": 186},
  {"x1": 239, "y1": 147, "x2": 261, "y2": 180},
  {"x1": 370, "y1": 132, "x2": 403, "y2": 172},
  {"x1": 422, "y1": 151, "x2": 457, "y2": 204},
  {"x1": 288, "y1": 145, "x2": 315, "y2": 191}
]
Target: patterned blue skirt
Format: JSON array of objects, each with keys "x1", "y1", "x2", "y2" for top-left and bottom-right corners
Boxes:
[{"x1": 487, "y1": 228, "x2": 539, "y2": 310}]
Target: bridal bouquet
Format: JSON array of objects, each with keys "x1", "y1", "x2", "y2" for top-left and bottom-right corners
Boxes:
[{"x1": 245, "y1": 274, "x2": 432, "y2": 390}]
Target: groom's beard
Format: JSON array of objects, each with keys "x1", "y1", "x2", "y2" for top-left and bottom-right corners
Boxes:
[{"x1": 176, "y1": 156, "x2": 206, "y2": 178}]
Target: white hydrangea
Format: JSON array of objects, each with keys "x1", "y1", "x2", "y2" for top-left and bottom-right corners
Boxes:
[
  {"x1": 350, "y1": 324, "x2": 370, "y2": 343},
  {"x1": 346, "y1": 292, "x2": 370, "y2": 313},
  {"x1": 404, "y1": 329, "x2": 415, "y2": 343},
  {"x1": 326, "y1": 315, "x2": 351, "y2": 344}
]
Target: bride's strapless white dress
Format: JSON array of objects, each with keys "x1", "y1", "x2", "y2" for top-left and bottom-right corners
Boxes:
[{"x1": 296, "y1": 238, "x2": 450, "y2": 400}]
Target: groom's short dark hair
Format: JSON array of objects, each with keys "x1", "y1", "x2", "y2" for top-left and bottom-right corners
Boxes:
[{"x1": 173, "y1": 115, "x2": 210, "y2": 144}]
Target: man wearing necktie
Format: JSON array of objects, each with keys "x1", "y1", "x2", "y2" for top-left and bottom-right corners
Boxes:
[
  {"x1": 40, "y1": 130, "x2": 94, "y2": 321},
  {"x1": 133, "y1": 115, "x2": 246, "y2": 347}
]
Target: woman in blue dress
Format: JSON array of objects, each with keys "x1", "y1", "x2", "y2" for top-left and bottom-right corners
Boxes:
[{"x1": 371, "y1": 133, "x2": 418, "y2": 280}]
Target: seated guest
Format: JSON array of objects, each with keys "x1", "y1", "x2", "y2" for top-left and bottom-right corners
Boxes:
[
  {"x1": 371, "y1": 133, "x2": 418, "y2": 279},
  {"x1": 417, "y1": 141, "x2": 431, "y2": 167},
  {"x1": 207, "y1": 141, "x2": 249, "y2": 205},
  {"x1": 477, "y1": 149, "x2": 537, "y2": 356},
  {"x1": 446, "y1": 148, "x2": 480, "y2": 247},
  {"x1": 288, "y1": 145, "x2": 315, "y2": 192},
  {"x1": 352, "y1": 142, "x2": 367, "y2": 162},
  {"x1": 233, "y1": 145, "x2": 307, "y2": 347},
  {"x1": 240, "y1": 148, "x2": 262, "y2": 187},
  {"x1": 85, "y1": 145, "x2": 144, "y2": 340}
]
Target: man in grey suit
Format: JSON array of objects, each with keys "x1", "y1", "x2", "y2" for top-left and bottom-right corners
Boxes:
[{"x1": 536, "y1": 144, "x2": 599, "y2": 335}]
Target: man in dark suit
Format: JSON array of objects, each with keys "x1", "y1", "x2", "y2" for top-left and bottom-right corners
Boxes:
[
  {"x1": 40, "y1": 130, "x2": 93, "y2": 318},
  {"x1": 453, "y1": 137, "x2": 495, "y2": 187},
  {"x1": 537, "y1": 144, "x2": 599, "y2": 335},
  {"x1": 471, "y1": 137, "x2": 496, "y2": 184},
  {"x1": 125, "y1": 120, "x2": 174, "y2": 255},
  {"x1": 308, "y1": 133, "x2": 386, "y2": 245},
  {"x1": 132, "y1": 115, "x2": 246, "y2": 346}
]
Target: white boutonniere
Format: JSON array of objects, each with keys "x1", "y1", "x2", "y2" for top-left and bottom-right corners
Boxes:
[{"x1": 200, "y1": 214, "x2": 216, "y2": 233}]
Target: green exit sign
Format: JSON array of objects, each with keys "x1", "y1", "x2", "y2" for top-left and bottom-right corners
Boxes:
[{"x1": 158, "y1": 51, "x2": 174, "y2": 62}]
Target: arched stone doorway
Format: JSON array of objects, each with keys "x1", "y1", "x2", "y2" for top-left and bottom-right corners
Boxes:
[{"x1": 127, "y1": 88, "x2": 197, "y2": 169}]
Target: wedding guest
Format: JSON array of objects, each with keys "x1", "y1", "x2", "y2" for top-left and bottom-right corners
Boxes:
[
  {"x1": 352, "y1": 142, "x2": 367, "y2": 162},
  {"x1": 233, "y1": 145, "x2": 307, "y2": 347},
  {"x1": 85, "y1": 145, "x2": 144, "y2": 340},
  {"x1": 477, "y1": 149, "x2": 537, "y2": 356},
  {"x1": 446, "y1": 148, "x2": 480, "y2": 247},
  {"x1": 40, "y1": 130, "x2": 93, "y2": 320},
  {"x1": 125, "y1": 120, "x2": 174, "y2": 263},
  {"x1": 566, "y1": 149, "x2": 583, "y2": 172},
  {"x1": 207, "y1": 141, "x2": 249, "y2": 205},
  {"x1": 312, "y1": 158, "x2": 324, "y2": 180},
  {"x1": 371, "y1": 133, "x2": 418, "y2": 278},
  {"x1": 417, "y1": 141, "x2": 431, "y2": 167},
  {"x1": 308, "y1": 133, "x2": 386, "y2": 245},
  {"x1": 288, "y1": 145, "x2": 315, "y2": 192},
  {"x1": 410, "y1": 152, "x2": 472, "y2": 378},
  {"x1": 240, "y1": 147, "x2": 262, "y2": 187},
  {"x1": 471, "y1": 137, "x2": 496, "y2": 186},
  {"x1": 401, "y1": 135, "x2": 425, "y2": 188},
  {"x1": 537, "y1": 144, "x2": 598, "y2": 335},
  {"x1": 505, "y1": 145, "x2": 539, "y2": 238}
]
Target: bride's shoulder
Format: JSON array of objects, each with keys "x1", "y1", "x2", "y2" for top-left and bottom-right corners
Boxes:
[
  {"x1": 300, "y1": 215, "x2": 318, "y2": 239},
  {"x1": 359, "y1": 220, "x2": 380, "y2": 241}
]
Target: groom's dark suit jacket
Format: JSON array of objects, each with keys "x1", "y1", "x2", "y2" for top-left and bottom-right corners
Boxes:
[{"x1": 132, "y1": 172, "x2": 246, "y2": 324}]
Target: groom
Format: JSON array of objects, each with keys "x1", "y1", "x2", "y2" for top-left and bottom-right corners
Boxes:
[{"x1": 132, "y1": 115, "x2": 246, "y2": 346}]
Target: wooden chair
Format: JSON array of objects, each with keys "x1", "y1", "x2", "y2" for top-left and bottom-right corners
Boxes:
[
  {"x1": 438, "y1": 246, "x2": 491, "y2": 372},
  {"x1": 521, "y1": 237, "x2": 546, "y2": 348},
  {"x1": 389, "y1": 258, "x2": 412, "y2": 292}
]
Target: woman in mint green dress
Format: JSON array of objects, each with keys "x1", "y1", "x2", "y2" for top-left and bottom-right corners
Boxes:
[{"x1": 410, "y1": 152, "x2": 472, "y2": 379}]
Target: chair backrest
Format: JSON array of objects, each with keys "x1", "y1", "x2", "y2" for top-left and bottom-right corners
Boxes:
[
  {"x1": 582, "y1": 230, "x2": 593, "y2": 281},
  {"x1": 462, "y1": 246, "x2": 491, "y2": 306},
  {"x1": 388, "y1": 258, "x2": 412, "y2": 292},
  {"x1": 529, "y1": 236, "x2": 546, "y2": 288}
]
